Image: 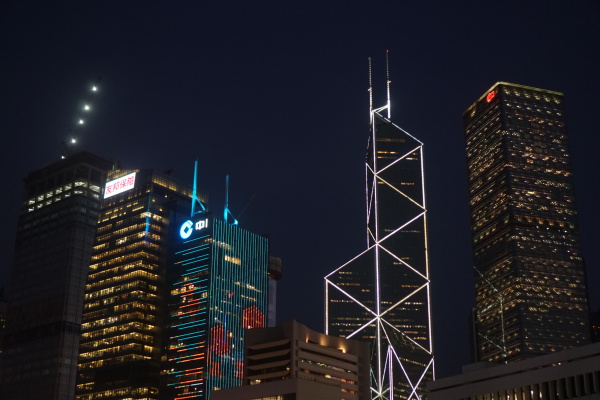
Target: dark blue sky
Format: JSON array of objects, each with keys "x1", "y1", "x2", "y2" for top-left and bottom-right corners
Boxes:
[{"x1": 1, "y1": 1, "x2": 599, "y2": 378}]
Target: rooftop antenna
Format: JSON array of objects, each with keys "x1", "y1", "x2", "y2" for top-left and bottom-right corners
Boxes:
[
  {"x1": 386, "y1": 50, "x2": 391, "y2": 119},
  {"x1": 223, "y1": 175, "x2": 238, "y2": 225},
  {"x1": 191, "y1": 160, "x2": 207, "y2": 217},
  {"x1": 61, "y1": 77, "x2": 101, "y2": 159},
  {"x1": 368, "y1": 57, "x2": 373, "y2": 121}
]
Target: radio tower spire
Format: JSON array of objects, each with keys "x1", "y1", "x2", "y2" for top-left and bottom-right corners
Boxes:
[
  {"x1": 386, "y1": 50, "x2": 391, "y2": 119},
  {"x1": 368, "y1": 57, "x2": 373, "y2": 121}
]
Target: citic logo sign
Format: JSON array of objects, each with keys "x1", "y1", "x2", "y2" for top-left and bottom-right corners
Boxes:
[
  {"x1": 486, "y1": 90, "x2": 496, "y2": 103},
  {"x1": 180, "y1": 218, "x2": 209, "y2": 239}
]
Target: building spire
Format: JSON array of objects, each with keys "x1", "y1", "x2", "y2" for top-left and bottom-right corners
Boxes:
[
  {"x1": 368, "y1": 57, "x2": 373, "y2": 120},
  {"x1": 223, "y1": 175, "x2": 238, "y2": 225},
  {"x1": 386, "y1": 50, "x2": 391, "y2": 119},
  {"x1": 191, "y1": 160, "x2": 207, "y2": 217}
]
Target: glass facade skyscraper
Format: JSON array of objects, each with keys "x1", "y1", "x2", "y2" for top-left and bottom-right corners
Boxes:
[
  {"x1": 76, "y1": 169, "x2": 193, "y2": 400},
  {"x1": 325, "y1": 104, "x2": 434, "y2": 399},
  {"x1": 163, "y1": 214, "x2": 269, "y2": 399},
  {"x1": 464, "y1": 82, "x2": 591, "y2": 363},
  {"x1": 1, "y1": 152, "x2": 112, "y2": 400}
]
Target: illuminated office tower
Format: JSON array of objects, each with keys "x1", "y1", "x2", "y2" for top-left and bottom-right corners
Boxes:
[
  {"x1": 0, "y1": 152, "x2": 112, "y2": 400},
  {"x1": 76, "y1": 169, "x2": 196, "y2": 400},
  {"x1": 162, "y1": 210, "x2": 269, "y2": 399},
  {"x1": 325, "y1": 57, "x2": 434, "y2": 400},
  {"x1": 464, "y1": 82, "x2": 591, "y2": 363}
]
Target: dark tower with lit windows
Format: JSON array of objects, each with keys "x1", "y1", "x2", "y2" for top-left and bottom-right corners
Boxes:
[
  {"x1": 463, "y1": 82, "x2": 591, "y2": 363},
  {"x1": 0, "y1": 151, "x2": 113, "y2": 400}
]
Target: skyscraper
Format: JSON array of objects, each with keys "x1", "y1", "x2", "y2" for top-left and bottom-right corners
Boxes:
[
  {"x1": 325, "y1": 58, "x2": 434, "y2": 400},
  {"x1": 76, "y1": 166, "x2": 271, "y2": 400},
  {"x1": 162, "y1": 212, "x2": 270, "y2": 399},
  {"x1": 463, "y1": 82, "x2": 591, "y2": 363},
  {"x1": 1, "y1": 151, "x2": 113, "y2": 400},
  {"x1": 76, "y1": 169, "x2": 194, "y2": 400}
]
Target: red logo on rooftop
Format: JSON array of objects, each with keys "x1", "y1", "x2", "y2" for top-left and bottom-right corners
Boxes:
[{"x1": 486, "y1": 91, "x2": 496, "y2": 103}]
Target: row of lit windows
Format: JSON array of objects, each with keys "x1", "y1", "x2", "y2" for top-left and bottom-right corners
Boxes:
[
  {"x1": 85, "y1": 290, "x2": 158, "y2": 311},
  {"x1": 27, "y1": 180, "x2": 100, "y2": 205},
  {"x1": 85, "y1": 280, "x2": 158, "y2": 300},
  {"x1": 82, "y1": 331, "x2": 155, "y2": 349},
  {"x1": 90, "y1": 251, "x2": 161, "y2": 270},
  {"x1": 87, "y1": 260, "x2": 159, "y2": 282},
  {"x1": 96, "y1": 222, "x2": 162, "y2": 242},
  {"x1": 79, "y1": 342, "x2": 155, "y2": 360},
  {"x1": 86, "y1": 269, "x2": 159, "y2": 291},
  {"x1": 92, "y1": 240, "x2": 161, "y2": 260},
  {"x1": 99, "y1": 202, "x2": 147, "y2": 222},
  {"x1": 456, "y1": 372, "x2": 599, "y2": 400},
  {"x1": 84, "y1": 300, "x2": 157, "y2": 318},
  {"x1": 502, "y1": 85, "x2": 562, "y2": 104},
  {"x1": 81, "y1": 321, "x2": 157, "y2": 340},
  {"x1": 77, "y1": 353, "x2": 152, "y2": 370},
  {"x1": 505, "y1": 101, "x2": 563, "y2": 116},
  {"x1": 82, "y1": 310, "x2": 157, "y2": 330},
  {"x1": 26, "y1": 187, "x2": 101, "y2": 212},
  {"x1": 152, "y1": 174, "x2": 193, "y2": 197}
]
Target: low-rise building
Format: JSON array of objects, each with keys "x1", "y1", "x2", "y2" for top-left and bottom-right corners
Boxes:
[
  {"x1": 212, "y1": 320, "x2": 370, "y2": 400},
  {"x1": 428, "y1": 342, "x2": 600, "y2": 400}
]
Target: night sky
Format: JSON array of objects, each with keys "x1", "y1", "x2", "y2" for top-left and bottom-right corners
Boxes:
[{"x1": 1, "y1": 1, "x2": 599, "y2": 378}]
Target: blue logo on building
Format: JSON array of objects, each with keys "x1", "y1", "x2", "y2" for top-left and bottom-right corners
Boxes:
[
  {"x1": 180, "y1": 220, "x2": 194, "y2": 239},
  {"x1": 180, "y1": 218, "x2": 209, "y2": 239}
]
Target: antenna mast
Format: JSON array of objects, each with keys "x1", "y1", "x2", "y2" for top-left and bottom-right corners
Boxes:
[
  {"x1": 191, "y1": 160, "x2": 207, "y2": 217},
  {"x1": 386, "y1": 50, "x2": 391, "y2": 119},
  {"x1": 223, "y1": 175, "x2": 238, "y2": 225},
  {"x1": 368, "y1": 57, "x2": 373, "y2": 121}
]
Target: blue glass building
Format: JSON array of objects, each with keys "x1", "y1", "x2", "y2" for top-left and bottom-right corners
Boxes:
[{"x1": 163, "y1": 214, "x2": 269, "y2": 399}]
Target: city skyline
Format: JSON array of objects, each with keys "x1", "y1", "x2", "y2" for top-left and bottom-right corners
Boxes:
[{"x1": 1, "y1": 1, "x2": 599, "y2": 380}]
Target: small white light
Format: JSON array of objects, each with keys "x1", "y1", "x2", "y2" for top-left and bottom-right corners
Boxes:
[
  {"x1": 79, "y1": 119, "x2": 84, "y2": 124},
  {"x1": 92, "y1": 86, "x2": 97, "y2": 91},
  {"x1": 71, "y1": 138, "x2": 77, "y2": 144},
  {"x1": 84, "y1": 105, "x2": 90, "y2": 111}
]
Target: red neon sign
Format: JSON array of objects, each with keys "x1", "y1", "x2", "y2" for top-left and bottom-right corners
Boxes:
[{"x1": 486, "y1": 91, "x2": 496, "y2": 103}]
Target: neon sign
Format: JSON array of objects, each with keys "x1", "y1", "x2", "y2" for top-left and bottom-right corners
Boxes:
[
  {"x1": 180, "y1": 218, "x2": 209, "y2": 239},
  {"x1": 104, "y1": 172, "x2": 136, "y2": 199},
  {"x1": 486, "y1": 91, "x2": 496, "y2": 103}
]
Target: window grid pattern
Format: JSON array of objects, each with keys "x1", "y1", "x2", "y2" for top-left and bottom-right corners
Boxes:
[
  {"x1": 76, "y1": 169, "x2": 190, "y2": 400},
  {"x1": 163, "y1": 217, "x2": 269, "y2": 400},
  {"x1": 463, "y1": 82, "x2": 591, "y2": 363}
]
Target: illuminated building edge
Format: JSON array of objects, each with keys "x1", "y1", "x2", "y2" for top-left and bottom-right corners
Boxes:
[
  {"x1": 325, "y1": 108, "x2": 434, "y2": 400},
  {"x1": 163, "y1": 214, "x2": 269, "y2": 399}
]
